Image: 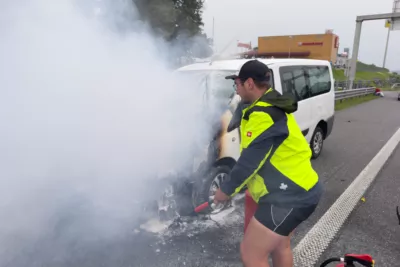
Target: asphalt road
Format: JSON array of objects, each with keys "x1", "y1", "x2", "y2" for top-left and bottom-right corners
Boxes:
[
  {"x1": 5, "y1": 92, "x2": 400, "y2": 267},
  {"x1": 292, "y1": 91, "x2": 400, "y2": 248},
  {"x1": 317, "y1": 143, "x2": 400, "y2": 267}
]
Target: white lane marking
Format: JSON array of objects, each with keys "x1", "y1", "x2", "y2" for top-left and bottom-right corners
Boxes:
[{"x1": 293, "y1": 127, "x2": 400, "y2": 267}]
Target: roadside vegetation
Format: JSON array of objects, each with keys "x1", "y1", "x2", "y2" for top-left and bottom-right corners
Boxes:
[
  {"x1": 333, "y1": 61, "x2": 400, "y2": 83},
  {"x1": 335, "y1": 94, "x2": 378, "y2": 111}
]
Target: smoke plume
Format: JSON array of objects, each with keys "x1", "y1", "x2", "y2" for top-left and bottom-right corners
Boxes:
[{"x1": 0, "y1": 0, "x2": 220, "y2": 265}]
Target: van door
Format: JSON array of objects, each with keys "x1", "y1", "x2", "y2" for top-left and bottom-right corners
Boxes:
[
  {"x1": 305, "y1": 65, "x2": 335, "y2": 138},
  {"x1": 278, "y1": 66, "x2": 313, "y2": 140}
]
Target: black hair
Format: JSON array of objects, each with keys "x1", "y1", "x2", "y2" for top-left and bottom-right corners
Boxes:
[{"x1": 254, "y1": 80, "x2": 270, "y2": 89}]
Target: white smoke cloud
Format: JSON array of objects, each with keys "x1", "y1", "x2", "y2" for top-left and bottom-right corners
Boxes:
[{"x1": 0, "y1": 0, "x2": 220, "y2": 264}]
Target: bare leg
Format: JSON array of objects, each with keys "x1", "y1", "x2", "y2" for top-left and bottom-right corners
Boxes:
[
  {"x1": 271, "y1": 232, "x2": 293, "y2": 267},
  {"x1": 240, "y1": 217, "x2": 287, "y2": 267}
]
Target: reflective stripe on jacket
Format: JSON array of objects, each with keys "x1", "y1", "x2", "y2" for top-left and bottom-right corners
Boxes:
[{"x1": 220, "y1": 89, "x2": 322, "y2": 208}]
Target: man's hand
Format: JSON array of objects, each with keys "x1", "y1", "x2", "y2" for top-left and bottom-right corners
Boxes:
[{"x1": 213, "y1": 188, "x2": 230, "y2": 204}]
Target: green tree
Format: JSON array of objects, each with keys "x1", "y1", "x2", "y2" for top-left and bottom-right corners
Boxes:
[{"x1": 132, "y1": 0, "x2": 212, "y2": 62}]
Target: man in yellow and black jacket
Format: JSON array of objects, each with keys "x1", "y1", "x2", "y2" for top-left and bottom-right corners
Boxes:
[{"x1": 214, "y1": 60, "x2": 322, "y2": 267}]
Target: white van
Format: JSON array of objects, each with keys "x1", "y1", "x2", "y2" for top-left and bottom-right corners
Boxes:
[{"x1": 174, "y1": 58, "x2": 335, "y2": 214}]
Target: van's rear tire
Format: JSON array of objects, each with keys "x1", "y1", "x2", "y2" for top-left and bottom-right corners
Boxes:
[
  {"x1": 310, "y1": 126, "x2": 324, "y2": 159},
  {"x1": 191, "y1": 165, "x2": 232, "y2": 214}
]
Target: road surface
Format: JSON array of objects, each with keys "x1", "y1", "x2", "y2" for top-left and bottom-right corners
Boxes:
[
  {"x1": 6, "y1": 92, "x2": 400, "y2": 267},
  {"x1": 317, "y1": 142, "x2": 400, "y2": 266}
]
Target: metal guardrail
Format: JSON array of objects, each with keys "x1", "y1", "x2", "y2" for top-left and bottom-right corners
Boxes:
[
  {"x1": 334, "y1": 87, "x2": 375, "y2": 100},
  {"x1": 392, "y1": 83, "x2": 400, "y2": 89},
  {"x1": 334, "y1": 79, "x2": 400, "y2": 90}
]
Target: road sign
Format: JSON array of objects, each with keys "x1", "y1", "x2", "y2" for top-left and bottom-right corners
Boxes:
[
  {"x1": 392, "y1": 0, "x2": 400, "y2": 30},
  {"x1": 385, "y1": 19, "x2": 392, "y2": 28}
]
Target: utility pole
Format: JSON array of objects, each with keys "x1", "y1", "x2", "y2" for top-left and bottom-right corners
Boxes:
[
  {"x1": 212, "y1": 17, "x2": 215, "y2": 53},
  {"x1": 382, "y1": 26, "x2": 391, "y2": 68},
  {"x1": 383, "y1": 18, "x2": 392, "y2": 68},
  {"x1": 383, "y1": 0, "x2": 400, "y2": 68}
]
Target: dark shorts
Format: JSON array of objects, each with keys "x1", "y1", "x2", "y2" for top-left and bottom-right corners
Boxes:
[{"x1": 254, "y1": 203, "x2": 318, "y2": 236}]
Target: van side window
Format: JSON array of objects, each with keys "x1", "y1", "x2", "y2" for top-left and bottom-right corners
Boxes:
[
  {"x1": 267, "y1": 69, "x2": 275, "y2": 89},
  {"x1": 280, "y1": 66, "x2": 309, "y2": 101},
  {"x1": 306, "y1": 66, "x2": 331, "y2": 96}
]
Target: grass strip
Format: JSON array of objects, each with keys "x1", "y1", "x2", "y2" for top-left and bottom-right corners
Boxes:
[{"x1": 335, "y1": 94, "x2": 378, "y2": 111}]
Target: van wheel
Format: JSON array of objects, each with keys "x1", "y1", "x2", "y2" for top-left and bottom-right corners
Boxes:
[
  {"x1": 192, "y1": 165, "x2": 232, "y2": 214},
  {"x1": 310, "y1": 126, "x2": 324, "y2": 159}
]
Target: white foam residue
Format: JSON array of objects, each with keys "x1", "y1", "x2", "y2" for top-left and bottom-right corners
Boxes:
[
  {"x1": 139, "y1": 218, "x2": 172, "y2": 234},
  {"x1": 209, "y1": 206, "x2": 236, "y2": 222},
  {"x1": 233, "y1": 193, "x2": 245, "y2": 201},
  {"x1": 167, "y1": 206, "x2": 242, "y2": 238},
  {"x1": 139, "y1": 197, "x2": 244, "y2": 238}
]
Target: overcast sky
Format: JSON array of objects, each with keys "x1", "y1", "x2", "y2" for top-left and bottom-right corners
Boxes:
[{"x1": 202, "y1": 0, "x2": 400, "y2": 71}]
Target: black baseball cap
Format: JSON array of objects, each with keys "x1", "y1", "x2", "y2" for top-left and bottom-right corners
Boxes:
[{"x1": 225, "y1": 60, "x2": 270, "y2": 82}]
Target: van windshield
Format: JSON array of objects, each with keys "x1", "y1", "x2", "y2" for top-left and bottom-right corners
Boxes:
[{"x1": 176, "y1": 70, "x2": 237, "y2": 105}]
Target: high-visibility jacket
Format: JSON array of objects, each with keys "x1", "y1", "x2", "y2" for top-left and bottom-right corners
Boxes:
[{"x1": 220, "y1": 89, "x2": 322, "y2": 208}]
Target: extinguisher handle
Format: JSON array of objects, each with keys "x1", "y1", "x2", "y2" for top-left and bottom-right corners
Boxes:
[{"x1": 194, "y1": 200, "x2": 213, "y2": 213}]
